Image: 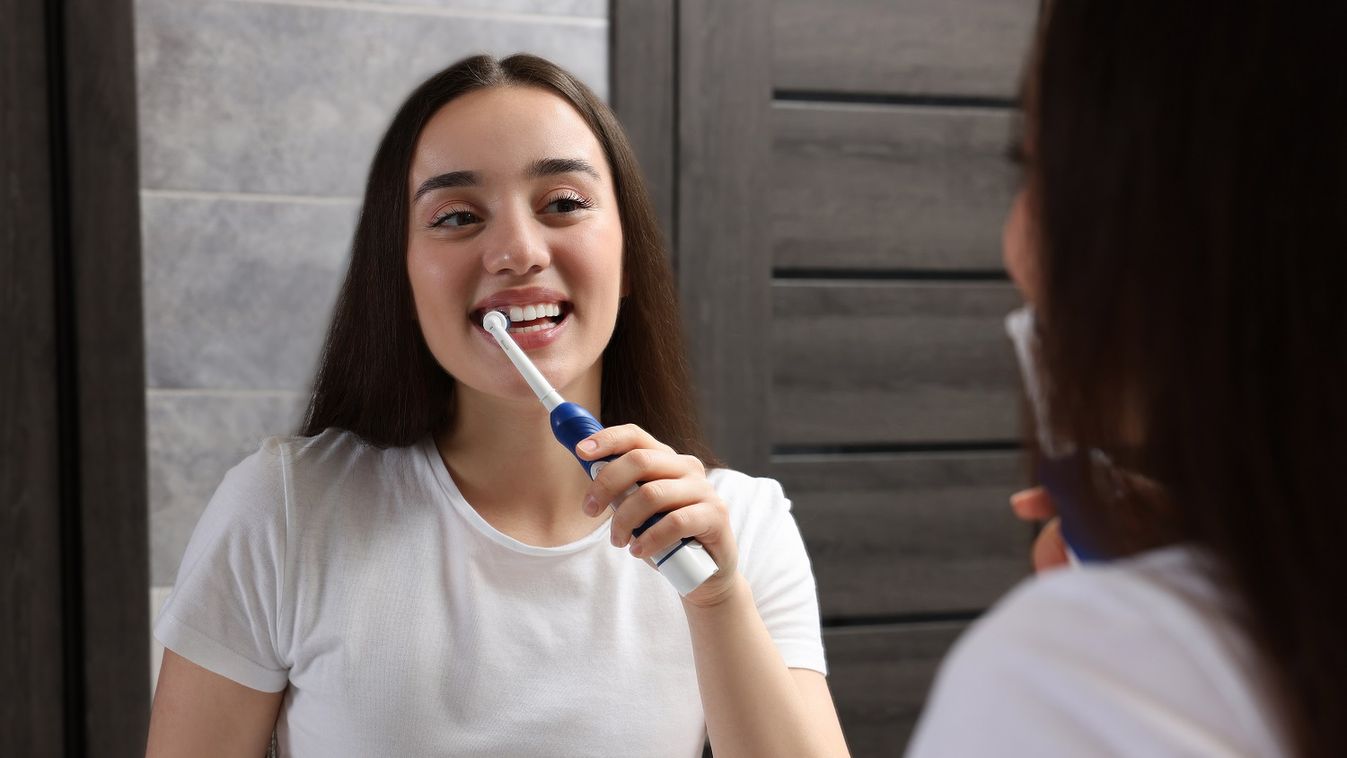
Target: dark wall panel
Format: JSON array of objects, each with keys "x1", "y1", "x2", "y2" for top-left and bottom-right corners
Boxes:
[
  {"x1": 775, "y1": 452, "x2": 1028, "y2": 619},
  {"x1": 824, "y1": 623, "x2": 967, "y2": 756},
  {"x1": 2, "y1": 0, "x2": 148, "y2": 754},
  {"x1": 772, "y1": 102, "x2": 1017, "y2": 272},
  {"x1": 611, "y1": 0, "x2": 677, "y2": 250},
  {"x1": 65, "y1": 0, "x2": 151, "y2": 750},
  {"x1": 771, "y1": 281, "x2": 1021, "y2": 445},
  {"x1": 1, "y1": 0, "x2": 66, "y2": 753},
  {"x1": 773, "y1": 0, "x2": 1038, "y2": 98},
  {"x1": 678, "y1": 0, "x2": 774, "y2": 472}
]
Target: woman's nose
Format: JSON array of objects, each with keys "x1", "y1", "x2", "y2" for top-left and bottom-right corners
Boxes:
[{"x1": 482, "y1": 211, "x2": 550, "y2": 276}]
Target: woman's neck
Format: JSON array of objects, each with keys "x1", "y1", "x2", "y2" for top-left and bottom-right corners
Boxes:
[{"x1": 435, "y1": 372, "x2": 606, "y2": 546}]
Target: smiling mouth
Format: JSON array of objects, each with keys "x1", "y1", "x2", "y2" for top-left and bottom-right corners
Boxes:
[{"x1": 471, "y1": 301, "x2": 572, "y2": 333}]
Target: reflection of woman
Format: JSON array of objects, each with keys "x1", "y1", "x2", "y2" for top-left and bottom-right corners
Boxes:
[
  {"x1": 146, "y1": 55, "x2": 848, "y2": 757},
  {"x1": 910, "y1": 4, "x2": 1345, "y2": 756}
]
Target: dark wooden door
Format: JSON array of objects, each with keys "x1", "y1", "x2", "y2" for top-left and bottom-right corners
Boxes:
[
  {"x1": 1, "y1": 0, "x2": 150, "y2": 754},
  {"x1": 614, "y1": 0, "x2": 1039, "y2": 753}
]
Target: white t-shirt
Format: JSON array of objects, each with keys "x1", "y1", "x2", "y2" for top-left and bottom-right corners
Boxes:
[
  {"x1": 907, "y1": 546, "x2": 1288, "y2": 757},
  {"x1": 155, "y1": 429, "x2": 826, "y2": 757}
]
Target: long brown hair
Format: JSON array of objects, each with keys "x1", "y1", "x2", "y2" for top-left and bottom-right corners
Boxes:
[
  {"x1": 302, "y1": 55, "x2": 719, "y2": 466},
  {"x1": 1027, "y1": 3, "x2": 1346, "y2": 755}
]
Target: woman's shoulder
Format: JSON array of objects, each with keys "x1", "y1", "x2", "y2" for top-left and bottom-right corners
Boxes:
[
  {"x1": 705, "y1": 467, "x2": 793, "y2": 520},
  {"x1": 977, "y1": 547, "x2": 1251, "y2": 664},
  {"x1": 908, "y1": 546, "x2": 1285, "y2": 756},
  {"x1": 239, "y1": 427, "x2": 422, "y2": 481},
  {"x1": 705, "y1": 466, "x2": 783, "y2": 496},
  {"x1": 214, "y1": 428, "x2": 428, "y2": 516}
]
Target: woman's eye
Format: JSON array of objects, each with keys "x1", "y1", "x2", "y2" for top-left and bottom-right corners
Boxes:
[
  {"x1": 542, "y1": 194, "x2": 593, "y2": 214},
  {"x1": 429, "y1": 210, "x2": 480, "y2": 228}
]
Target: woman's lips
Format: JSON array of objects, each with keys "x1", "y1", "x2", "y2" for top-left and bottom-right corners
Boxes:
[{"x1": 475, "y1": 310, "x2": 570, "y2": 350}]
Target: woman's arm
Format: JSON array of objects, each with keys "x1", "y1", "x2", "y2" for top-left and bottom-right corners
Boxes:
[
  {"x1": 683, "y1": 576, "x2": 849, "y2": 757},
  {"x1": 580, "y1": 426, "x2": 849, "y2": 758},
  {"x1": 145, "y1": 649, "x2": 283, "y2": 758}
]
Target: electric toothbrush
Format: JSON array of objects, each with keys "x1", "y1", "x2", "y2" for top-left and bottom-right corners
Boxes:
[
  {"x1": 481, "y1": 310, "x2": 719, "y2": 595},
  {"x1": 1005, "y1": 306, "x2": 1108, "y2": 563}
]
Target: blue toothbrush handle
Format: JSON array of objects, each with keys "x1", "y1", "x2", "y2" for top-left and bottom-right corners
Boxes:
[
  {"x1": 1035, "y1": 454, "x2": 1114, "y2": 563},
  {"x1": 548, "y1": 402, "x2": 719, "y2": 595},
  {"x1": 549, "y1": 402, "x2": 659, "y2": 536}
]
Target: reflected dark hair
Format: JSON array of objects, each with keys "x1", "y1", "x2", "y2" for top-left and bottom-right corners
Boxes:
[
  {"x1": 302, "y1": 54, "x2": 720, "y2": 466},
  {"x1": 1029, "y1": 3, "x2": 1346, "y2": 755}
]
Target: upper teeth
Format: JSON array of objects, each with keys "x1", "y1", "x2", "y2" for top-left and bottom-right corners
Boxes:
[{"x1": 507, "y1": 303, "x2": 561, "y2": 322}]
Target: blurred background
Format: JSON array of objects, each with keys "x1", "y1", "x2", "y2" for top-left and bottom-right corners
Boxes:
[{"x1": 4, "y1": 0, "x2": 1037, "y2": 755}]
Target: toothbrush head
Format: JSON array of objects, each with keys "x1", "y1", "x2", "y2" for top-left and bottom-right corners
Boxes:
[
  {"x1": 479, "y1": 307, "x2": 563, "y2": 410},
  {"x1": 482, "y1": 310, "x2": 509, "y2": 335}
]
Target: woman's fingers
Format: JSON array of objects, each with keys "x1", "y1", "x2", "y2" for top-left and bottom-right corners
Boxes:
[
  {"x1": 584, "y1": 448, "x2": 699, "y2": 515},
  {"x1": 1010, "y1": 486, "x2": 1055, "y2": 521},
  {"x1": 1032, "y1": 517, "x2": 1070, "y2": 572},
  {"x1": 627, "y1": 500, "x2": 730, "y2": 566},
  {"x1": 574, "y1": 423, "x2": 676, "y2": 461},
  {"x1": 569, "y1": 423, "x2": 735, "y2": 589},
  {"x1": 607, "y1": 476, "x2": 709, "y2": 548},
  {"x1": 1010, "y1": 487, "x2": 1069, "y2": 571}
]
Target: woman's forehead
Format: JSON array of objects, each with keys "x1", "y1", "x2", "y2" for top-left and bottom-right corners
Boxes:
[{"x1": 409, "y1": 86, "x2": 607, "y2": 183}]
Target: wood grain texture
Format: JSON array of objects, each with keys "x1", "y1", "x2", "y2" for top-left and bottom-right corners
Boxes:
[
  {"x1": 772, "y1": 102, "x2": 1018, "y2": 272},
  {"x1": 65, "y1": 0, "x2": 152, "y2": 750},
  {"x1": 771, "y1": 281, "x2": 1021, "y2": 445},
  {"x1": 678, "y1": 0, "x2": 773, "y2": 472},
  {"x1": 824, "y1": 622, "x2": 966, "y2": 756},
  {"x1": 774, "y1": 452, "x2": 1029, "y2": 618},
  {"x1": 611, "y1": 0, "x2": 677, "y2": 255},
  {"x1": 0, "y1": 0, "x2": 66, "y2": 753},
  {"x1": 773, "y1": 0, "x2": 1038, "y2": 98}
]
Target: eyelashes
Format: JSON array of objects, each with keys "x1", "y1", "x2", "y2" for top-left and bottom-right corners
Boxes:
[
  {"x1": 427, "y1": 207, "x2": 480, "y2": 229},
  {"x1": 541, "y1": 191, "x2": 595, "y2": 214},
  {"x1": 425, "y1": 191, "x2": 595, "y2": 230}
]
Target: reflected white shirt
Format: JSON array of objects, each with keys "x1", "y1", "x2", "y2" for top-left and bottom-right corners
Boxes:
[{"x1": 908, "y1": 546, "x2": 1287, "y2": 757}]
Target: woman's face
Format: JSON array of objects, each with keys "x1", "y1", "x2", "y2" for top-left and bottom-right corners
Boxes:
[{"x1": 406, "y1": 85, "x2": 624, "y2": 403}]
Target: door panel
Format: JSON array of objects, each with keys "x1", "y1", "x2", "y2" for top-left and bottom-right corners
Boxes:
[
  {"x1": 823, "y1": 623, "x2": 968, "y2": 754},
  {"x1": 771, "y1": 281, "x2": 1021, "y2": 445},
  {"x1": 772, "y1": 103, "x2": 1019, "y2": 272},
  {"x1": 773, "y1": 0, "x2": 1038, "y2": 97},
  {"x1": 774, "y1": 453, "x2": 1028, "y2": 618},
  {"x1": 613, "y1": 2, "x2": 1037, "y2": 754}
]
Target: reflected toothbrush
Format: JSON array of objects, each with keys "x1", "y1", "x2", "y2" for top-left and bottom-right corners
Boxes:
[{"x1": 481, "y1": 310, "x2": 719, "y2": 596}]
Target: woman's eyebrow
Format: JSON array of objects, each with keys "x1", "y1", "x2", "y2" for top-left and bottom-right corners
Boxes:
[
  {"x1": 413, "y1": 159, "x2": 597, "y2": 202},
  {"x1": 526, "y1": 157, "x2": 600, "y2": 180},
  {"x1": 413, "y1": 170, "x2": 478, "y2": 202}
]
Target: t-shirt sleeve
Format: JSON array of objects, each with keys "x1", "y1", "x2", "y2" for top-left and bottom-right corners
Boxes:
[
  {"x1": 729, "y1": 474, "x2": 828, "y2": 676},
  {"x1": 153, "y1": 439, "x2": 291, "y2": 692},
  {"x1": 906, "y1": 571, "x2": 1269, "y2": 757}
]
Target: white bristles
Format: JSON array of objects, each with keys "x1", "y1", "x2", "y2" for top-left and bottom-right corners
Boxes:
[{"x1": 483, "y1": 310, "x2": 508, "y2": 334}]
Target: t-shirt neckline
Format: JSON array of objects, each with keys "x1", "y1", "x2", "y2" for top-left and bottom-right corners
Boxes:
[{"x1": 417, "y1": 437, "x2": 613, "y2": 557}]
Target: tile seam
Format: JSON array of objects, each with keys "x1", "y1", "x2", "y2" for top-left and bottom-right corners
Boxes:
[{"x1": 219, "y1": 0, "x2": 608, "y2": 28}]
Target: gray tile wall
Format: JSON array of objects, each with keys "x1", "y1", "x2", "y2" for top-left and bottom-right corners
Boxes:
[{"x1": 137, "y1": 0, "x2": 609, "y2": 601}]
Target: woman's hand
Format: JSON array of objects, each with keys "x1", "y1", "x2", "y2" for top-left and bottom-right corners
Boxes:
[
  {"x1": 1010, "y1": 486, "x2": 1070, "y2": 572},
  {"x1": 576, "y1": 424, "x2": 739, "y2": 607}
]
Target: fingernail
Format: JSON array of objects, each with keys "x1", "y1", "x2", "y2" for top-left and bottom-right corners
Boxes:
[
  {"x1": 629, "y1": 542, "x2": 643, "y2": 557},
  {"x1": 583, "y1": 495, "x2": 600, "y2": 517},
  {"x1": 1010, "y1": 486, "x2": 1051, "y2": 520},
  {"x1": 579, "y1": 439, "x2": 599, "y2": 453}
]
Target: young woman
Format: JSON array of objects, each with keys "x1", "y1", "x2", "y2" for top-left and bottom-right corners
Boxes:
[
  {"x1": 146, "y1": 55, "x2": 848, "y2": 758},
  {"x1": 910, "y1": 3, "x2": 1346, "y2": 756}
]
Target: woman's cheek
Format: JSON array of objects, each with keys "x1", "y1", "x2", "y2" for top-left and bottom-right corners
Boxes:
[{"x1": 1002, "y1": 190, "x2": 1041, "y2": 305}]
